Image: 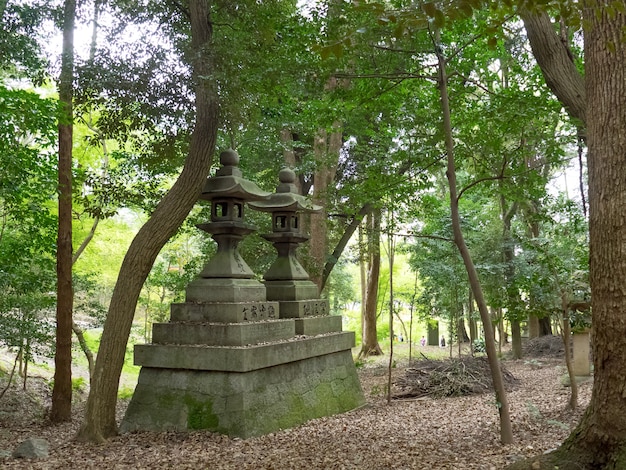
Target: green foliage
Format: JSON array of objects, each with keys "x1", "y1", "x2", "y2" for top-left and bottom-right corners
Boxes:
[
  {"x1": 0, "y1": 1, "x2": 54, "y2": 83},
  {"x1": 0, "y1": 84, "x2": 58, "y2": 362},
  {"x1": 118, "y1": 386, "x2": 135, "y2": 400},
  {"x1": 72, "y1": 377, "x2": 87, "y2": 392},
  {"x1": 473, "y1": 338, "x2": 486, "y2": 353}
]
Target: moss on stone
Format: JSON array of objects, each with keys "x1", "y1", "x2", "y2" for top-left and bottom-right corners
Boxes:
[{"x1": 183, "y1": 395, "x2": 219, "y2": 430}]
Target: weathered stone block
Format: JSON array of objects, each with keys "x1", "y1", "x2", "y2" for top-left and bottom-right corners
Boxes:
[
  {"x1": 151, "y1": 319, "x2": 295, "y2": 346},
  {"x1": 134, "y1": 331, "x2": 356, "y2": 372},
  {"x1": 294, "y1": 315, "x2": 342, "y2": 335},
  {"x1": 170, "y1": 301, "x2": 279, "y2": 323},
  {"x1": 278, "y1": 299, "x2": 330, "y2": 318},
  {"x1": 186, "y1": 278, "x2": 267, "y2": 303},
  {"x1": 120, "y1": 349, "x2": 365, "y2": 438},
  {"x1": 264, "y1": 280, "x2": 319, "y2": 301}
]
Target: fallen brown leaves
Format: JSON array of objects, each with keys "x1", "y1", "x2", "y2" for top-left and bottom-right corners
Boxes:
[{"x1": 0, "y1": 358, "x2": 591, "y2": 470}]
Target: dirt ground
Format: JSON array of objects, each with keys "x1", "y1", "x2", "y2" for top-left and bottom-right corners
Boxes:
[{"x1": 0, "y1": 343, "x2": 591, "y2": 469}]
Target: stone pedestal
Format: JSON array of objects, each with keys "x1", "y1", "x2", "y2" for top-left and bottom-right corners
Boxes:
[
  {"x1": 120, "y1": 304, "x2": 364, "y2": 438},
  {"x1": 572, "y1": 331, "x2": 591, "y2": 376},
  {"x1": 120, "y1": 152, "x2": 364, "y2": 438}
]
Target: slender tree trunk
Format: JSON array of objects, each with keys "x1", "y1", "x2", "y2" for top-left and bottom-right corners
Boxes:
[
  {"x1": 77, "y1": 0, "x2": 218, "y2": 442},
  {"x1": 501, "y1": 197, "x2": 522, "y2": 359},
  {"x1": 435, "y1": 30, "x2": 513, "y2": 444},
  {"x1": 358, "y1": 210, "x2": 383, "y2": 358},
  {"x1": 51, "y1": 0, "x2": 75, "y2": 424},
  {"x1": 386, "y1": 222, "x2": 395, "y2": 405},
  {"x1": 560, "y1": 294, "x2": 578, "y2": 410},
  {"x1": 468, "y1": 294, "x2": 477, "y2": 356},
  {"x1": 72, "y1": 321, "x2": 94, "y2": 379}
]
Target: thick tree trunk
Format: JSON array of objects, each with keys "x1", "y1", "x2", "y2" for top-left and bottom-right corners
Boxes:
[
  {"x1": 539, "y1": 316, "x2": 552, "y2": 336},
  {"x1": 310, "y1": 125, "x2": 340, "y2": 290},
  {"x1": 50, "y1": 0, "x2": 75, "y2": 424},
  {"x1": 436, "y1": 32, "x2": 513, "y2": 444},
  {"x1": 358, "y1": 210, "x2": 383, "y2": 358},
  {"x1": 77, "y1": 0, "x2": 218, "y2": 442},
  {"x1": 562, "y1": 2, "x2": 626, "y2": 461},
  {"x1": 510, "y1": 5, "x2": 626, "y2": 469},
  {"x1": 528, "y1": 314, "x2": 539, "y2": 338}
]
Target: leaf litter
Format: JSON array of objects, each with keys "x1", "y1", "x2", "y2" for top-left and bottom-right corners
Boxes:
[{"x1": 0, "y1": 353, "x2": 591, "y2": 469}]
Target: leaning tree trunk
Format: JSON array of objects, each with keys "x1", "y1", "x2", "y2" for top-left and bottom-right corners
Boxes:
[
  {"x1": 435, "y1": 30, "x2": 513, "y2": 444},
  {"x1": 520, "y1": 9, "x2": 586, "y2": 125},
  {"x1": 50, "y1": 0, "x2": 75, "y2": 424},
  {"x1": 77, "y1": 0, "x2": 218, "y2": 443}
]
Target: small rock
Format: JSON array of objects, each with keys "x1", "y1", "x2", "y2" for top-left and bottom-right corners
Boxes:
[
  {"x1": 12, "y1": 437, "x2": 49, "y2": 459},
  {"x1": 531, "y1": 459, "x2": 542, "y2": 470},
  {"x1": 0, "y1": 449, "x2": 12, "y2": 458}
]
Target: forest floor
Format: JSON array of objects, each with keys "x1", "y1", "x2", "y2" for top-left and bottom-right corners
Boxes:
[{"x1": 0, "y1": 339, "x2": 592, "y2": 469}]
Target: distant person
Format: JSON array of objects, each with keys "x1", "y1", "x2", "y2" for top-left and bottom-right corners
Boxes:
[
  {"x1": 440, "y1": 335, "x2": 446, "y2": 348},
  {"x1": 420, "y1": 336, "x2": 426, "y2": 347},
  {"x1": 399, "y1": 334, "x2": 404, "y2": 342}
]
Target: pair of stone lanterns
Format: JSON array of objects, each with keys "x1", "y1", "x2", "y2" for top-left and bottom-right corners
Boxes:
[
  {"x1": 187, "y1": 148, "x2": 318, "y2": 304},
  {"x1": 121, "y1": 150, "x2": 363, "y2": 438}
]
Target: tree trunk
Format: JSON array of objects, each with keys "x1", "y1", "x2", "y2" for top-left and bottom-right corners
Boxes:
[
  {"x1": 72, "y1": 321, "x2": 94, "y2": 379},
  {"x1": 539, "y1": 316, "x2": 552, "y2": 336},
  {"x1": 521, "y1": 10, "x2": 586, "y2": 125},
  {"x1": 502, "y1": 197, "x2": 522, "y2": 359},
  {"x1": 528, "y1": 314, "x2": 540, "y2": 338},
  {"x1": 436, "y1": 31, "x2": 513, "y2": 444},
  {"x1": 50, "y1": 0, "x2": 75, "y2": 424},
  {"x1": 562, "y1": 2, "x2": 626, "y2": 462},
  {"x1": 468, "y1": 290, "x2": 477, "y2": 354},
  {"x1": 322, "y1": 203, "x2": 372, "y2": 290},
  {"x1": 560, "y1": 295, "x2": 578, "y2": 410},
  {"x1": 510, "y1": 5, "x2": 626, "y2": 468},
  {"x1": 310, "y1": 124, "x2": 340, "y2": 290},
  {"x1": 77, "y1": 0, "x2": 218, "y2": 442},
  {"x1": 358, "y1": 209, "x2": 383, "y2": 358}
]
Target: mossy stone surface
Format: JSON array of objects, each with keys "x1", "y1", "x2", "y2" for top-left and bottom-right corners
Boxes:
[{"x1": 121, "y1": 350, "x2": 364, "y2": 438}]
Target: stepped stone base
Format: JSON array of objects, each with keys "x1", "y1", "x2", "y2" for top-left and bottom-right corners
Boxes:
[{"x1": 120, "y1": 349, "x2": 364, "y2": 438}]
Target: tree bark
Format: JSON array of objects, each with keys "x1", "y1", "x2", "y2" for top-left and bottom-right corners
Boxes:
[
  {"x1": 310, "y1": 124, "x2": 341, "y2": 290},
  {"x1": 77, "y1": 0, "x2": 218, "y2": 442},
  {"x1": 510, "y1": 4, "x2": 626, "y2": 469},
  {"x1": 50, "y1": 0, "x2": 75, "y2": 424},
  {"x1": 322, "y1": 203, "x2": 372, "y2": 290},
  {"x1": 502, "y1": 198, "x2": 521, "y2": 359},
  {"x1": 520, "y1": 10, "x2": 586, "y2": 126},
  {"x1": 436, "y1": 30, "x2": 513, "y2": 444},
  {"x1": 358, "y1": 209, "x2": 383, "y2": 358},
  {"x1": 563, "y1": 1, "x2": 626, "y2": 461}
]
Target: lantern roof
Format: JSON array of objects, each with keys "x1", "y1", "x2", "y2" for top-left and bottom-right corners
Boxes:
[
  {"x1": 199, "y1": 149, "x2": 271, "y2": 202},
  {"x1": 249, "y1": 168, "x2": 321, "y2": 213}
]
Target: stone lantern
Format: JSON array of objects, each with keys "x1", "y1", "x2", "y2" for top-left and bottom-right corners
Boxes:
[
  {"x1": 121, "y1": 154, "x2": 364, "y2": 439},
  {"x1": 249, "y1": 167, "x2": 320, "y2": 297},
  {"x1": 249, "y1": 167, "x2": 330, "y2": 324},
  {"x1": 185, "y1": 149, "x2": 271, "y2": 302}
]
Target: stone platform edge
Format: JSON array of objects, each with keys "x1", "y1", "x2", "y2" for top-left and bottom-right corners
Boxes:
[{"x1": 134, "y1": 331, "x2": 355, "y2": 373}]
